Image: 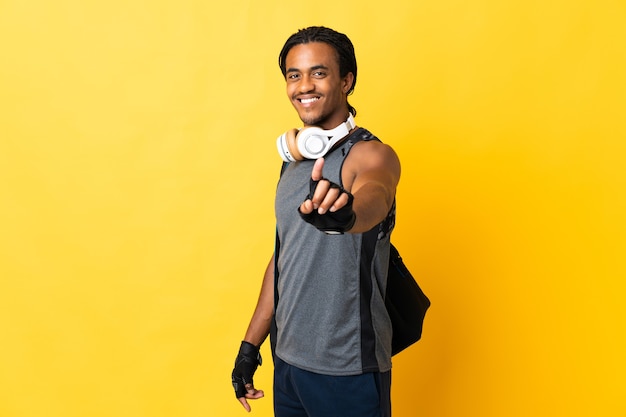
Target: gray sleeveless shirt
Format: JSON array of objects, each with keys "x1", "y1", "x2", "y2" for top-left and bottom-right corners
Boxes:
[{"x1": 274, "y1": 128, "x2": 395, "y2": 376}]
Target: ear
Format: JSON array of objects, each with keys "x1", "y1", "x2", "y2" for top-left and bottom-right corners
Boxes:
[{"x1": 342, "y1": 72, "x2": 355, "y2": 94}]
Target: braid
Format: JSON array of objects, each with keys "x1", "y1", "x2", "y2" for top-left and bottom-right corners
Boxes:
[{"x1": 278, "y1": 26, "x2": 358, "y2": 116}]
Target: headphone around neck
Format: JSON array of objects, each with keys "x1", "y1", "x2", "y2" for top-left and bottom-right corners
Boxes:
[{"x1": 276, "y1": 114, "x2": 356, "y2": 162}]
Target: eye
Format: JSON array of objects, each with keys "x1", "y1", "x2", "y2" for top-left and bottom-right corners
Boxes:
[
  {"x1": 287, "y1": 72, "x2": 300, "y2": 80},
  {"x1": 313, "y1": 71, "x2": 326, "y2": 78}
]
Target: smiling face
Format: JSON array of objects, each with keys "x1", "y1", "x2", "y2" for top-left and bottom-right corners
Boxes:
[{"x1": 284, "y1": 42, "x2": 354, "y2": 129}]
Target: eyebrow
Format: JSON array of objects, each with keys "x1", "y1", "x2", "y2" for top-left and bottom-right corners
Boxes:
[{"x1": 286, "y1": 64, "x2": 329, "y2": 73}]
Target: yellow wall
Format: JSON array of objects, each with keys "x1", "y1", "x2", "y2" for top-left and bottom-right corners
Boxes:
[{"x1": 1, "y1": 1, "x2": 624, "y2": 416}]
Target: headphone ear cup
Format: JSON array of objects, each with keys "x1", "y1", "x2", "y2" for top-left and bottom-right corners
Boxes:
[
  {"x1": 286, "y1": 128, "x2": 304, "y2": 161},
  {"x1": 295, "y1": 127, "x2": 329, "y2": 160}
]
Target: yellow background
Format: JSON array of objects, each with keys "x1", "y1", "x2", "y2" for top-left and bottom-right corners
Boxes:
[{"x1": 1, "y1": 1, "x2": 625, "y2": 416}]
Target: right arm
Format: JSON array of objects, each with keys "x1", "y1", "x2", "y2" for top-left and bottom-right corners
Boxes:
[
  {"x1": 233, "y1": 254, "x2": 275, "y2": 412},
  {"x1": 244, "y1": 254, "x2": 275, "y2": 346}
]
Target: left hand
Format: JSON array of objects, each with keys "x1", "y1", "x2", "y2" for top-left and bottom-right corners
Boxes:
[
  {"x1": 298, "y1": 158, "x2": 356, "y2": 234},
  {"x1": 299, "y1": 158, "x2": 351, "y2": 215}
]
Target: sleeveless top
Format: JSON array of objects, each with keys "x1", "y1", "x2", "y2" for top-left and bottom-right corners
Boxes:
[{"x1": 274, "y1": 128, "x2": 395, "y2": 376}]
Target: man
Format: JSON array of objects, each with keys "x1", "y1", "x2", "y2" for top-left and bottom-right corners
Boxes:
[{"x1": 231, "y1": 26, "x2": 401, "y2": 417}]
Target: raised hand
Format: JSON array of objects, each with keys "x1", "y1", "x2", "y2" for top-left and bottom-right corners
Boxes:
[{"x1": 298, "y1": 158, "x2": 356, "y2": 234}]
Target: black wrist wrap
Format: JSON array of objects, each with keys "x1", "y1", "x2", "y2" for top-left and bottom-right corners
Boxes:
[{"x1": 231, "y1": 341, "x2": 262, "y2": 398}]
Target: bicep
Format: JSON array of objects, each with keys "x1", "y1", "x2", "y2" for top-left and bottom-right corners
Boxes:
[
  {"x1": 344, "y1": 143, "x2": 400, "y2": 232},
  {"x1": 348, "y1": 143, "x2": 400, "y2": 203}
]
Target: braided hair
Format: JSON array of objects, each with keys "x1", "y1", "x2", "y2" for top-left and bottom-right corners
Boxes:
[{"x1": 278, "y1": 26, "x2": 358, "y2": 116}]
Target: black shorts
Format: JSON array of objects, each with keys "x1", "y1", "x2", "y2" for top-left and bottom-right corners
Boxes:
[{"x1": 273, "y1": 356, "x2": 392, "y2": 417}]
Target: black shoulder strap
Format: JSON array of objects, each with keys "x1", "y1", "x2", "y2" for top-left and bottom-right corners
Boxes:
[
  {"x1": 279, "y1": 161, "x2": 288, "y2": 177},
  {"x1": 270, "y1": 161, "x2": 287, "y2": 358}
]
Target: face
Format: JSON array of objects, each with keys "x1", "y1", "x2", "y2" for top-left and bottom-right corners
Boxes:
[{"x1": 284, "y1": 42, "x2": 354, "y2": 129}]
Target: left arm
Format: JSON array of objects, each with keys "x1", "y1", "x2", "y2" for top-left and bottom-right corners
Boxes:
[
  {"x1": 346, "y1": 141, "x2": 400, "y2": 233},
  {"x1": 299, "y1": 141, "x2": 400, "y2": 233}
]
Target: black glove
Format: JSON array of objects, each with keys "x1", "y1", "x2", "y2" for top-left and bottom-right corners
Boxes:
[
  {"x1": 298, "y1": 177, "x2": 356, "y2": 234},
  {"x1": 231, "y1": 341, "x2": 262, "y2": 399}
]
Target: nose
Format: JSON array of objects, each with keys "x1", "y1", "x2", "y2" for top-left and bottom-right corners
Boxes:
[{"x1": 298, "y1": 74, "x2": 314, "y2": 93}]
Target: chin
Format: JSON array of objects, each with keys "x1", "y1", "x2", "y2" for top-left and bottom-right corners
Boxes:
[{"x1": 298, "y1": 112, "x2": 326, "y2": 127}]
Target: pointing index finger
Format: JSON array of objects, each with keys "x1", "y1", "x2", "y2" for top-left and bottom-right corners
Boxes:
[{"x1": 311, "y1": 158, "x2": 324, "y2": 181}]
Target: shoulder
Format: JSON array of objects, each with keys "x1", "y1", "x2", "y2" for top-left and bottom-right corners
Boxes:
[
  {"x1": 348, "y1": 131, "x2": 400, "y2": 171},
  {"x1": 342, "y1": 129, "x2": 401, "y2": 187}
]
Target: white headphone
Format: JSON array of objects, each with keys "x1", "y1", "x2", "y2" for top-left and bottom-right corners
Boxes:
[{"x1": 276, "y1": 114, "x2": 356, "y2": 162}]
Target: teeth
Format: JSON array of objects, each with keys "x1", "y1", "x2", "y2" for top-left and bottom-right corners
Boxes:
[{"x1": 300, "y1": 97, "x2": 319, "y2": 104}]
